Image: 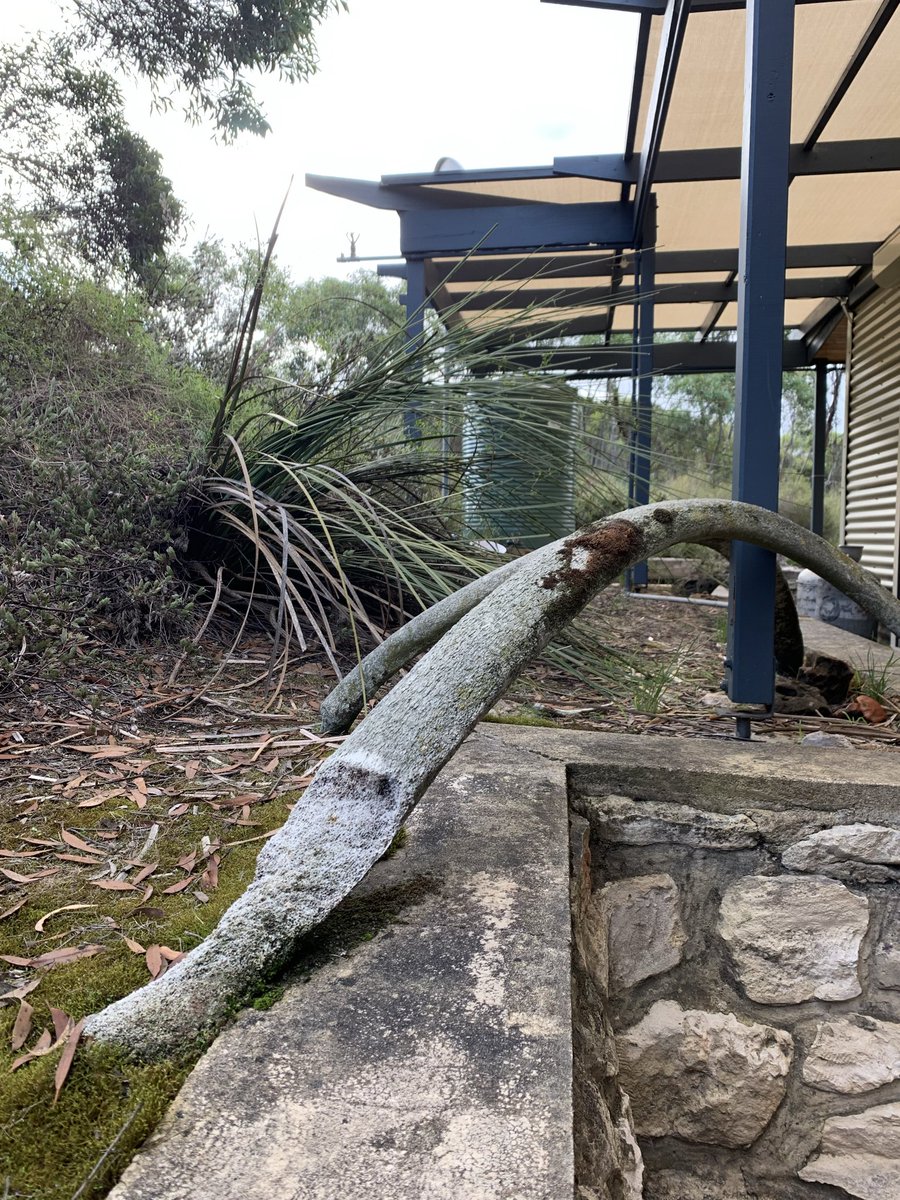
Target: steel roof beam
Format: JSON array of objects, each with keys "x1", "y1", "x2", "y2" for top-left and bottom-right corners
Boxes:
[
  {"x1": 373, "y1": 139, "x2": 900, "y2": 193},
  {"x1": 445, "y1": 275, "x2": 848, "y2": 311},
  {"x1": 632, "y1": 0, "x2": 692, "y2": 241},
  {"x1": 802, "y1": 0, "x2": 900, "y2": 151},
  {"x1": 556, "y1": 138, "x2": 900, "y2": 182},
  {"x1": 423, "y1": 242, "x2": 876, "y2": 285},
  {"x1": 480, "y1": 339, "x2": 810, "y2": 374},
  {"x1": 380, "y1": 166, "x2": 558, "y2": 188},
  {"x1": 624, "y1": 14, "x2": 654, "y2": 161},
  {"x1": 398, "y1": 201, "x2": 635, "y2": 257},
  {"x1": 306, "y1": 175, "x2": 529, "y2": 210}
]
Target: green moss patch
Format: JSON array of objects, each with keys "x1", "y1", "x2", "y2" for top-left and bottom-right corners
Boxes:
[
  {"x1": 0, "y1": 789, "x2": 433, "y2": 1200},
  {"x1": 0, "y1": 789, "x2": 301, "y2": 1199},
  {"x1": 0, "y1": 1043, "x2": 190, "y2": 1200}
]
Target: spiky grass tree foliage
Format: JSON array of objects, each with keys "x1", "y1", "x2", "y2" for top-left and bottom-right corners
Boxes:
[{"x1": 194, "y1": 312, "x2": 630, "y2": 688}]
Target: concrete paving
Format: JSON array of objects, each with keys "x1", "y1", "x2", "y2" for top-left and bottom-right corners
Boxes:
[
  {"x1": 801, "y1": 617, "x2": 900, "y2": 692},
  {"x1": 109, "y1": 729, "x2": 576, "y2": 1200}
]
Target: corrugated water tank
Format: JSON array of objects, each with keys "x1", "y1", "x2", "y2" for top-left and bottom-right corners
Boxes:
[{"x1": 461, "y1": 383, "x2": 577, "y2": 550}]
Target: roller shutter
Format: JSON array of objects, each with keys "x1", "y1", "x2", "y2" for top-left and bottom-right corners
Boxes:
[{"x1": 843, "y1": 288, "x2": 900, "y2": 591}]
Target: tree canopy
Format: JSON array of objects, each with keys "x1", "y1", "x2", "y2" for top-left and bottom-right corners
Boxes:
[
  {"x1": 0, "y1": 0, "x2": 344, "y2": 279},
  {"x1": 0, "y1": 38, "x2": 181, "y2": 281},
  {"x1": 72, "y1": 0, "x2": 345, "y2": 136},
  {"x1": 150, "y1": 242, "x2": 404, "y2": 387}
]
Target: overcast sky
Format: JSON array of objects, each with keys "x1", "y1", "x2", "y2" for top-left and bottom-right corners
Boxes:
[{"x1": 1, "y1": 1, "x2": 639, "y2": 281}]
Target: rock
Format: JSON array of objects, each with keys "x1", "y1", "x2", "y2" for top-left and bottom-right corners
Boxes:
[
  {"x1": 876, "y1": 943, "x2": 900, "y2": 990},
  {"x1": 600, "y1": 874, "x2": 685, "y2": 992},
  {"x1": 700, "y1": 693, "x2": 767, "y2": 718},
  {"x1": 615, "y1": 1095, "x2": 644, "y2": 1200},
  {"x1": 711, "y1": 584, "x2": 729, "y2": 600},
  {"x1": 674, "y1": 574, "x2": 720, "y2": 597},
  {"x1": 774, "y1": 676, "x2": 831, "y2": 716},
  {"x1": 782, "y1": 823, "x2": 900, "y2": 883},
  {"x1": 587, "y1": 795, "x2": 759, "y2": 850},
  {"x1": 798, "y1": 652, "x2": 854, "y2": 706},
  {"x1": 799, "y1": 1102, "x2": 900, "y2": 1199},
  {"x1": 803, "y1": 1014, "x2": 900, "y2": 1093},
  {"x1": 616, "y1": 1001, "x2": 793, "y2": 1148},
  {"x1": 801, "y1": 730, "x2": 854, "y2": 749},
  {"x1": 718, "y1": 875, "x2": 868, "y2": 1004},
  {"x1": 644, "y1": 1165, "x2": 755, "y2": 1200}
]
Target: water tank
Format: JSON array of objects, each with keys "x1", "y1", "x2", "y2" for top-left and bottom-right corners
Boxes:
[
  {"x1": 796, "y1": 545, "x2": 878, "y2": 640},
  {"x1": 461, "y1": 384, "x2": 577, "y2": 550}
]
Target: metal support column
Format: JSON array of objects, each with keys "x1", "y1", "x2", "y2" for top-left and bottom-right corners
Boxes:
[
  {"x1": 811, "y1": 361, "x2": 828, "y2": 536},
  {"x1": 402, "y1": 257, "x2": 426, "y2": 440},
  {"x1": 627, "y1": 203, "x2": 656, "y2": 590},
  {"x1": 726, "y1": 0, "x2": 795, "y2": 732}
]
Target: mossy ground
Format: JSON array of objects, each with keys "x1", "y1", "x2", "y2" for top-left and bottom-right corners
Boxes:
[
  {"x1": 0, "y1": 852, "x2": 430, "y2": 1200},
  {"x1": 0, "y1": 644, "x2": 334, "y2": 1200},
  {"x1": 0, "y1": 787, "x2": 299, "y2": 1200},
  {"x1": 0, "y1": 653, "x2": 426, "y2": 1200}
]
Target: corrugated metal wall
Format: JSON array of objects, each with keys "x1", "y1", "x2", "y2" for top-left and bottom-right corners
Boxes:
[{"x1": 843, "y1": 288, "x2": 900, "y2": 590}]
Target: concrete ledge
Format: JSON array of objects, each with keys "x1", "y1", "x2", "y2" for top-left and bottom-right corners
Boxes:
[
  {"x1": 109, "y1": 726, "x2": 900, "y2": 1200},
  {"x1": 109, "y1": 729, "x2": 575, "y2": 1200}
]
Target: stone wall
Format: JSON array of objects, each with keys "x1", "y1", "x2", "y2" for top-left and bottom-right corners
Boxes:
[{"x1": 571, "y1": 771, "x2": 900, "y2": 1200}]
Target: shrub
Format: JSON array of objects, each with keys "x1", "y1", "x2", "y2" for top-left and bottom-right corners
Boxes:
[{"x1": 0, "y1": 242, "x2": 217, "y2": 684}]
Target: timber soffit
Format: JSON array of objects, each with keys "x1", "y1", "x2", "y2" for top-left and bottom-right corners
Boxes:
[{"x1": 305, "y1": 0, "x2": 900, "y2": 357}]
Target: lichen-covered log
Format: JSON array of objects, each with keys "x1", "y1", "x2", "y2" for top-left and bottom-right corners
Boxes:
[
  {"x1": 319, "y1": 554, "x2": 525, "y2": 734},
  {"x1": 85, "y1": 501, "x2": 900, "y2": 1058},
  {"x1": 322, "y1": 532, "x2": 809, "y2": 736}
]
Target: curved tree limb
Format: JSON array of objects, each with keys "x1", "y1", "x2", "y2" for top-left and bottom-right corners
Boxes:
[
  {"x1": 321, "y1": 526, "x2": 812, "y2": 735},
  {"x1": 319, "y1": 554, "x2": 528, "y2": 733},
  {"x1": 85, "y1": 501, "x2": 900, "y2": 1058}
]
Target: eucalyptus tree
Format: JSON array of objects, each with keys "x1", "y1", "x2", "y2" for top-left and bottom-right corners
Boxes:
[{"x1": 71, "y1": 0, "x2": 345, "y2": 136}]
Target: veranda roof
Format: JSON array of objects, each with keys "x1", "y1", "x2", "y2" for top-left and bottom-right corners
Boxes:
[{"x1": 308, "y1": 0, "x2": 900, "y2": 368}]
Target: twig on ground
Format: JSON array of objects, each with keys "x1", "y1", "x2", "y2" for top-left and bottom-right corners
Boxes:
[{"x1": 70, "y1": 1102, "x2": 144, "y2": 1200}]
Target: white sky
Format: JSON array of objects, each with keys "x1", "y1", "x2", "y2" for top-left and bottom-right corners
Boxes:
[{"x1": 0, "y1": 0, "x2": 638, "y2": 281}]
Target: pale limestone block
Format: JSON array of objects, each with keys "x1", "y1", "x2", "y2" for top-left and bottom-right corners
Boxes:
[
  {"x1": 616, "y1": 1000, "x2": 793, "y2": 1148},
  {"x1": 588, "y1": 795, "x2": 759, "y2": 850},
  {"x1": 719, "y1": 875, "x2": 868, "y2": 1003},
  {"x1": 800, "y1": 1103, "x2": 900, "y2": 1199},
  {"x1": 783, "y1": 822, "x2": 900, "y2": 883},
  {"x1": 803, "y1": 1014, "x2": 900, "y2": 1093},
  {"x1": 600, "y1": 874, "x2": 685, "y2": 992}
]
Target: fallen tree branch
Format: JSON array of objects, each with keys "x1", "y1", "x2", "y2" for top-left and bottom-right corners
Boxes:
[
  {"x1": 85, "y1": 501, "x2": 900, "y2": 1058},
  {"x1": 321, "y1": 527, "x2": 811, "y2": 734},
  {"x1": 318, "y1": 553, "x2": 526, "y2": 734}
]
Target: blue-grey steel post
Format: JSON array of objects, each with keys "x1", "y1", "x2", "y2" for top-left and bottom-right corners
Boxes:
[
  {"x1": 402, "y1": 257, "x2": 427, "y2": 440},
  {"x1": 625, "y1": 290, "x2": 641, "y2": 593},
  {"x1": 727, "y1": 0, "x2": 795, "y2": 736},
  {"x1": 811, "y1": 360, "x2": 828, "y2": 537},
  {"x1": 628, "y1": 203, "x2": 657, "y2": 589}
]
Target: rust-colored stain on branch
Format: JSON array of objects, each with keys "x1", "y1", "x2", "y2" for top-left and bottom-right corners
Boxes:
[{"x1": 539, "y1": 520, "x2": 645, "y2": 593}]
